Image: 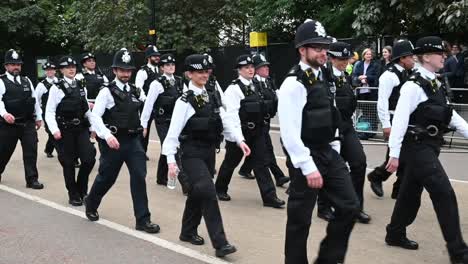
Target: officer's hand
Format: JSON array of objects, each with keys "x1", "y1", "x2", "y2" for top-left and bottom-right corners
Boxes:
[
  {"x1": 35, "y1": 120, "x2": 42, "y2": 130},
  {"x1": 53, "y1": 131, "x2": 62, "y2": 140},
  {"x1": 239, "y1": 142, "x2": 251, "y2": 156},
  {"x1": 88, "y1": 102, "x2": 94, "y2": 110},
  {"x1": 358, "y1": 75, "x2": 366, "y2": 80},
  {"x1": 3, "y1": 113, "x2": 15, "y2": 124},
  {"x1": 143, "y1": 128, "x2": 148, "y2": 138},
  {"x1": 106, "y1": 135, "x2": 120, "y2": 150},
  {"x1": 386, "y1": 157, "x2": 399, "y2": 173},
  {"x1": 306, "y1": 171, "x2": 323, "y2": 189},
  {"x1": 168, "y1": 163, "x2": 179, "y2": 178},
  {"x1": 383, "y1": 128, "x2": 391, "y2": 140},
  {"x1": 90, "y1": 131, "x2": 96, "y2": 139}
]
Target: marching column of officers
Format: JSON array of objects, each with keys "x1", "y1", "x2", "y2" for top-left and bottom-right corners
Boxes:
[{"x1": 2, "y1": 18, "x2": 468, "y2": 263}]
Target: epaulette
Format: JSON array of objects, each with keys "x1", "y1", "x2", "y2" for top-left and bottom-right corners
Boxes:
[
  {"x1": 286, "y1": 64, "x2": 302, "y2": 77},
  {"x1": 180, "y1": 90, "x2": 194, "y2": 103}
]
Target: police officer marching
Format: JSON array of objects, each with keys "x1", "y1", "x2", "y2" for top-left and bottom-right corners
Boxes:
[
  {"x1": 45, "y1": 56, "x2": 97, "y2": 206},
  {"x1": 237, "y1": 53, "x2": 290, "y2": 187},
  {"x1": 278, "y1": 20, "x2": 360, "y2": 263},
  {"x1": 162, "y1": 54, "x2": 249, "y2": 257},
  {"x1": 85, "y1": 48, "x2": 160, "y2": 234},
  {"x1": 385, "y1": 36, "x2": 468, "y2": 264},
  {"x1": 215, "y1": 54, "x2": 285, "y2": 208},
  {"x1": 0, "y1": 49, "x2": 44, "y2": 189},
  {"x1": 76, "y1": 52, "x2": 109, "y2": 105},
  {"x1": 136, "y1": 45, "x2": 161, "y2": 156},
  {"x1": 368, "y1": 40, "x2": 415, "y2": 198},
  {"x1": 36, "y1": 60, "x2": 58, "y2": 158},
  {"x1": 141, "y1": 53, "x2": 185, "y2": 186},
  {"x1": 320, "y1": 41, "x2": 371, "y2": 224}
]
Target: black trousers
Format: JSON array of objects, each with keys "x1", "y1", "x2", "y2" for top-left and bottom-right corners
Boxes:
[
  {"x1": 386, "y1": 140, "x2": 468, "y2": 258},
  {"x1": 0, "y1": 121, "x2": 39, "y2": 183},
  {"x1": 318, "y1": 123, "x2": 367, "y2": 211},
  {"x1": 87, "y1": 135, "x2": 151, "y2": 225},
  {"x1": 239, "y1": 122, "x2": 286, "y2": 182},
  {"x1": 285, "y1": 146, "x2": 360, "y2": 264},
  {"x1": 180, "y1": 141, "x2": 228, "y2": 249},
  {"x1": 54, "y1": 129, "x2": 96, "y2": 199},
  {"x1": 43, "y1": 120, "x2": 55, "y2": 155},
  {"x1": 215, "y1": 126, "x2": 277, "y2": 202},
  {"x1": 155, "y1": 120, "x2": 169, "y2": 184}
]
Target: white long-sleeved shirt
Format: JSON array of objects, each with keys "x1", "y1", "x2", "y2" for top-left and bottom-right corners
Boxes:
[
  {"x1": 135, "y1": 63, "x2": 158, "y2": 89},
  {"x1": 36, "y1": 77, "x2": 58, "y2": 109},
  {"x1": 92, "y1": 78, "x2": 146, "y2": 141},
  {"x1": 389, "y1": 66, "x2": 468, "y2": 158},
  {"x1": 140, "y1": 73, "x2": 176, "y2": 128},
  {"x1": 0, "y1": 72, "x2": 42, "y2": 121},
  {"x1": 45, "y1": 76, "x2": 98, "y2": 135},
  {"x1": 377, "y1": 63, "x2": 404, "y2": 128},
  {"x1": 162, "y1": 81, "x2": 244, "y2": 164},
  {"x1": 278, "y1": 61, "x2": 341, "y2": 176}
]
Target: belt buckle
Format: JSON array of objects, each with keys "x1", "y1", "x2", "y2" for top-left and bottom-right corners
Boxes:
[
  {"x1": 109, "y1": 126, "x2": 118, "y2": 135},
  {"x1": 426, "y1": 125, "x2": 439, "y2": 137},
  {"x1": 71, "y1": 118, "x2": 81, "y2": 126},
  {"x1": 158, "y1": 108, "x2": 165, "y2": 115},
  {"x1": 247, "y1": 122, "x2": 256, "y2": 129}
]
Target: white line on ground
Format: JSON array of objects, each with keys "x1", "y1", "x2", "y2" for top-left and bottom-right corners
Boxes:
[{"x1": 0, "y1": 184, "x2": 231, "y2": 264}]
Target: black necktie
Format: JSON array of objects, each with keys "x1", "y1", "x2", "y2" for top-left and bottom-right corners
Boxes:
[{"x1": 13, "y1": 77, "x2": 20, "y2": 85}]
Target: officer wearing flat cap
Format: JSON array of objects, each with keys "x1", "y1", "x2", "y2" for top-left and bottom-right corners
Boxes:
[
  {"x1": 278, "y1": 19, "x2": 360, "y2": 263},
  {"x1": 76, "y1": 52, "x2": 109, "y2": 104},
  {"x1": 85, "y1": 48, "x2": 160, "y2": 234},
  {"x1": 367, "y1": 39, "x2": 415, "y2": 199},
  {"x1": 136, "y1": 45, "x2": 161, "y2": 156},
  {"x1": 316, "y1": 41, "x2": 371, "y2": 224},
  {"x1": 0, "y1": 49, "x2": 44, "y2": 189},
  {"x1": 385, "y1": 36, "x2": 468, "y2": 263},
  {"x1": 162, "y1": 54, "x2": 250, "y2": 257},
  {"x1": 215, "y1": 54, "x2": 286, "y2": 209},
  {"x1": 36, "y1": 60, "x2": 58, "y2": 158},
  {"x1": 237, "y1": 53, "x2": 290, "y2": 187},
  {"x1": 45, "y1": 56, "x2": 98, "y2": 205},
  {"x1": 141, "y1": 53, "x2": 185, "y2": 186}
]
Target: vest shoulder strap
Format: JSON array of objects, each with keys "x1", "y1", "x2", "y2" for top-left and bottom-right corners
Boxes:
[
  {"x1": 180, "y1": 90, "x2": 194, "y2": 103},
  {"x1": 108, "y1": 83, "x2": 128, "y2": 101}
]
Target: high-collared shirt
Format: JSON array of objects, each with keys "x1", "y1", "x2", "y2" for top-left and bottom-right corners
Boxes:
[
  {"x1": 162, "y1": 81, "x2": 244, "y2": 163},
  {"x1": 278, "y1": 60, "x2": 339, "y2": 176},
  {"x1": 45, "y1": 76, "x2": 98, "y2": 134},
  {"x1": 135, "y1": 63, "x2": 158, "y2": 89},
  {"x1": 0, "y1": 72, "x2": 42, "y2": 121},
  {"x1": 389, "y1": 66, "x2": 468, "y2": 158},
  {"x1": 377, "y1": 63, "x2": 405, "y2": 128}
]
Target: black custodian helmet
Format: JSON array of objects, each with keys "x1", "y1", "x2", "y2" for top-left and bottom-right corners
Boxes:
[
  {"x1": 391, "y1": 40, "x2": 414, "y2": 62},
  {"x1": 4, "y1": 49, "x2": 23, "y2": 65},
  {"x1": 294, "y1": 19, "x2": 334, "y2": 48},
  {"x1": 111, "y1": 48, "x2": 135, "y2": 70},
  {"x1": 145, "y1": 45, "x2": 161, "y2": 59}
]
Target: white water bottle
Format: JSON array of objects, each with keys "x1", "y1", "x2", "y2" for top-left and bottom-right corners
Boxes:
[{"x1": 167, "y1": 167, "x2": 179, "y2": 190}]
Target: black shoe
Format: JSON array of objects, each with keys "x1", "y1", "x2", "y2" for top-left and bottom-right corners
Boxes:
[
  {"x1": 84, "y1": 197, "x2": 99, "y2": 221},
  {"x1": 239, "y1": 171, "x2": 255, "y2": 179},
  {"x1": 215, "y1": 244, "x2": 237, "y2": 258},
  {"x1": 357, "y1": 211, "x2": 371, "y2": 224},
  {"x1": 68, "y1": 197, "x2": 83, "y2": 206},
  {"x1": 317, "y1": 209, "x2": 335, "y2": 222},
  {"x1": 136, "y1": 221, "x2": 160, "y2": 234},
  {"x1": 391, "y1": 185, "x2": 400, "y2": 200},
  {"x1": 369, "y1": 180, "x2": 384, "y2": 197},
  {"x1": 74, "y1": 160, "x2": 80, "y2": 168},
  {"x1": 450, "y1": 253, "x2": 468, "y2": 264},
  {"x1": 45, "y1": 151, "x2": 54, "y2": 158},
  {"x1": 263, "y1": 197, "x2": 285, "y2": 208},
  {"x1": 217, "y1": 192, "x2": 231, "y2": 201},
  {"x1": 26, "y1": 180, "x2": 44, "y2": 190},
  {"x1": 276, "y1": 176, "x2": 290, "y2": 187},
  {"x1": 385, "y1": 236, "x2": 419, "y2": 250},
  {"x1": 179, "y1": 234, "x2": 205, "y2": 245}
]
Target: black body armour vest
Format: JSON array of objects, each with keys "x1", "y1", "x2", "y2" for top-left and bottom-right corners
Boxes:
[
  {"x1": 141, "y1": 65, "x2": 159, "y2": 95},
  {"x1": 407, "y1": 73, "x2": 453, "y2": 143},
  {"x1": 287, "y1": 65, "x2": 341, "y2": 147},
  {"x1": 102, "y1": 82, "x2": 143, "y2": 136},
  {"x1": 82, "y1": 71, "x2": 105, "y2": 100},
  {"x1": 56, "y1": 79, "x2": 89, "y2": 130},
  {"x1": 40, "y1": 79, "x2": 53, "y2": 111},
  {"x1": 235, "y1": 78, "x2": 265, "y2": 135},
  {"x1": 179, "y1": 89, "x2": 224, "y2": 147},
  {"x1": 332, "y1": 73, "x2": 356, "y2": 121},
  {"x1": 1, "y1": 75, "x2": 35, "y2": 122},
  {"x1": 257, "y1": 77, "x2": 278, "y2": 121},
  {"x1": 387, "y1": 64, "x2": 410, "y2": 111},
  {"x1": 153, "y1": 75, "x2": 184, "y2": 123}
]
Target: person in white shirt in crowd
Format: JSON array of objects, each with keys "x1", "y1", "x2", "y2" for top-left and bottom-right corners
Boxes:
[
  {"x1": 385, "y1": 36, "x2": 468, "y2": 264},
  {"x1": 0, "y1": 49, "x2": 44, "y2": 189},
  {"x1": 162, "y1": 54, "x2": 250, "y2": 257},
  {"x1": 45, "y1": 56, "x2": 98, "y2": 206},
  {"x1": 75, "y1": 52, "x2": 109, "y2": 105},
  {"x1": 214, "y1": 54, "x2": 286, "y2": 209},
  {"x1": 84, "y1": 48, "x2": 160, "y2": 234},
  {"x1": 367, "y1": 40, "x2": 415, "y2": 199},
  {"x1": 278, "y1": 19, "x2": 360, "y2": 264},
  {"x1": 36, "y1": 60, "x2": 58, "y2": 158}
]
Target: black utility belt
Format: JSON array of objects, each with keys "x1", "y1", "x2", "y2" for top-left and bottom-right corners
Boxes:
[
  {"x1": 241, "y1": 121, "x2": 264, "y2": 130},
  {"x1": 107, "y1": 125, "x2": 143, "y2": 136},
  {"x1": 58, "y1": 117, "x2": 83, "y2": 126},
  {"x1": 405, "y1": 125, "x2": 449, "y2": 143}
]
